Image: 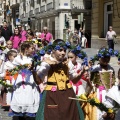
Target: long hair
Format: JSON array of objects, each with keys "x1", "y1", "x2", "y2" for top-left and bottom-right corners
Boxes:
[{"x1": 11, "y1": 27, "x2": 22, "y2": 40}]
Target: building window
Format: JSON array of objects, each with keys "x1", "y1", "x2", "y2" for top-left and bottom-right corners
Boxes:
[{"x1": 107, "y1": 4, "x2": 112, "y2": 11}]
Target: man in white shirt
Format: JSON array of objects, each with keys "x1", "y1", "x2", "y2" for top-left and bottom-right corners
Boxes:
[
  {"x1": 81, "y1": 35, "x2": 87, "y2": 49},
  {"x1": 106, "y1": 26, "x2": 116, "y2": 50}
]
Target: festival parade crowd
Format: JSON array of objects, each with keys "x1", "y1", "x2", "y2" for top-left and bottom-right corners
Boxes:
[{"x1": 0, "y1": 21, "x2": 120, "y2": 120}]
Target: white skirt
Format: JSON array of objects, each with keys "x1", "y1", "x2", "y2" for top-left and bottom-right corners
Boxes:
[{"x1": 10, "y1": 74, "x2": 40, "y2": 113}]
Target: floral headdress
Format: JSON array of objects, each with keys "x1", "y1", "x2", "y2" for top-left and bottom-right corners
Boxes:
[
  {"x1": 69, "y1": 45, "x2": 88, "y2": 66},
  {"x1": 33, "y1": 41, "x2": 70, "y2": 60},
  {"x1": 90, "y1": 48, "x2": 119, "y2": 63},
  {"x1": 52, "y1": 41, "x2": 71, "y2": 50},
  {"x1": 70, "y1": 45, "x2": 87, "y2": 59}
]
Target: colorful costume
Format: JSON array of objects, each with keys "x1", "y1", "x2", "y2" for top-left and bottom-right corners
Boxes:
[
  {"x1": 36, "y1": 59, "x2": 84, "y2": 120},
  {"x1": 89, "y1": 64, "x2": 115, "y2": 120},
  {"x1": 9, "y1": 55, "x2": 40, "y2": 117},
  {"x1": 70, "y1": 62, "x2": 87, "y2": 96}
]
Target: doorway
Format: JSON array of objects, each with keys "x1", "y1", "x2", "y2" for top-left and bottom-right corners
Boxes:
[{"x1": 104, "y1": 2, "x2": 113, "y2": 37}]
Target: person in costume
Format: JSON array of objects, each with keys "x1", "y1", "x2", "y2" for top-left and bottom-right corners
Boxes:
[
  {"x1": 0, "y1": 50, "x2": 17, "y2": 106},
  {"x1": 33, "y1": 39, "x2": 88, "y2": 120},
  {"x1": 68, "y1": 47, "x2": 91, "y2": 96},
  {"x1": 86, "y1": 47, "x2": 115, "y2": 120},
  {"x1": 102, "y1": 68, "x2": 120, "y2": 120},
  {"x1": 0, "y1": 40, "x2": 16, "y2": 106},
  {"x1": 9, "y1": 41, "x2": 40, "y2": 120}
]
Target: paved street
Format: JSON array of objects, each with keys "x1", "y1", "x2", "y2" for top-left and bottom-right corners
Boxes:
[
  {"x1": 0, "y1": 106, "x2": 12, "y2": 120},
  {"x1": 78, "y1": 48, "x2": 119, "y2": 76},
  {"x1": 0, "y1": 48, "x2": 119, "y2": 120}
]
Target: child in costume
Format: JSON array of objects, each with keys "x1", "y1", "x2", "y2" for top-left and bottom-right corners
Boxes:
[
  {"x1": 33, "y1": 39, "x2": 88, "y2": 120},
  {"x1": 0, "y1": 41, "x2": 16, "y2": 106},
  {"x1": 88, "y1": 48, "x2": 115, "y2": 120},
  {"x1": 102, "y1": 68, "x2": 120, "y2": 120},
  {"x1": 1, "y1": 50, "x2": 17, "y2": 106},
  {"x1": 0, "y1": 40, "x2": 14, "y2": 72},
  {"x1": 68, "y1": 47, "x2": 91, "y2": 96},
  {"x1": 9, "y1": 41, "x2": 40, "y2": 120}
]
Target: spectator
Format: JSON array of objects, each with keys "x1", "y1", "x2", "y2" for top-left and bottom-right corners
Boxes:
[
  {"x1": 0, "y1": 28, "x2": 6, "y2": 46},
  {"x1": 78, "y1": 27, "x2": 83, "y2": 41},
  {"x1": 41, "y1": 27, "x2": 52, "y2": 46},
  {"x1": 1, "y1": 21, "x2": 12, "y2": 41},
  {"x1": 66, "y1": 28, "x2": 73, "y2": 43},
  {"x1": 10, "y1": 27, "x2": 22, "y2": 50},
  {"x1": 106, "y1": 26, "x2": 116, "y2": 50},
  {"x1": 18, "y1": 25, "x2": 27, "y2": 41},
  {"x1": 81, "y1": 35, "x2": 87, "y2": 49},
  {"x1": 71, "y1": 30, "x2": 80, "y2": 46}
]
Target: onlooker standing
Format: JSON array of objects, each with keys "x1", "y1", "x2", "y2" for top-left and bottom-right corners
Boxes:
[
  {"x1": 81, "y1": 35, "x2": 87, "y2": 49},
  {"x1": 41, "y1": 27, "x2": 52, "y2": 46},
  {"x1": 71, "y1": 30, "x2": 80, "y2": 46},
  {"x1": 10, "y1": 28, "x2": 22, "y2": 50},
  {"x1": 66, "y1": 28, "x2": 73, "y2": 43},
  {"x1": 0, "y1": 28, "x2": 6, "y2": 46},
  {"x1": 78, "y1": 27, "x2": 83, "y2": 41},
  {"x1": 106, "y1": 26, "x2": 116, "y2": 50},
  {"x1": 1, "y1": 21, "x2": 12, "y2": 41},
  {"x1": 18, "y1": 25, "x2": 27, "y2": 41}
]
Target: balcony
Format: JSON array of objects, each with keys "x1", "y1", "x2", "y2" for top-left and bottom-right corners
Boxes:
[
  {"x1": 71, "y1": 0, "x2": 91, "y2": 13},
  {"x1": 46, "y1": 2, "x2": 53, "y2": 11},
  {"x1": 71, "y1": 0, "x2": 84, "y2": 9},
  {"x1": 10, "y1": 0, "x2": 19, "y2": 8},
  {"x1": 40, "y1": 5, "x2": 45, "y2": 13},
  {"x1": 35, "y1": 8, "x2": 39, "y2": 14}
]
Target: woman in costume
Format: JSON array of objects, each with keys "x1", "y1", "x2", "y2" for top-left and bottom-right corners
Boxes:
[
  {"x1": 68, "y1": 47, "x2": 91, "y2": 96},
  {"x1": 33, "y1": 39, "x2": 88, "y2": 120},
  {"x1": 9, "y1": 41, "x2": 40, "y2": 120}
]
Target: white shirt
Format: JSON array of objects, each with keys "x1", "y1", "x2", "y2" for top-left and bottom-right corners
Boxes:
[
  {"x1": 106, "y1": 31, "x2": 116, "y2": 40},
  {"x1": 81, "y1": 36, "x2": 87, "y2": 48},
  {"x1": 37, "y1": 58, "x2": 75, "y2": 82}
]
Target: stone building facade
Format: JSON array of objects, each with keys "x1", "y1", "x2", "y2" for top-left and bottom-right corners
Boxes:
[
  {"x1": 91, "y1": 0, "x2": 120, "y2": 49},
  {"x1": 18, "y1": 0, "x2": 92, "y2": 40}
]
